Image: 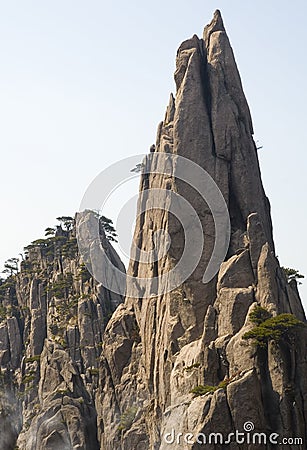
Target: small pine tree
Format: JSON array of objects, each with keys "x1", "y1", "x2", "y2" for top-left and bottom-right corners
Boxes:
[
  {"x1": 282, "y1": 267, "x2": 304, "y2": 284},
  {"x1": 243, "y1": 312, "x2": 305, "y2": 348},
  {"x1": 56, "y1": 216, "x2": 74, "y2": 231},
  {"x1": 99, "y1": 215, "x2": 118, "y2": 242},
  {"x1": 3, "y1": 258, "x2": 19, "y2": 276},
  {"x1": 249, "y1": 305, "x2": 272, "y2": 325},
  {"x1": 45, "y1": 227, "x2": 56, "y2": 237}
]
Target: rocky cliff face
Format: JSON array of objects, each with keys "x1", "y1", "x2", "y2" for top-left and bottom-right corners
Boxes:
[
  {"x1": 0, "y1": 212, "x2": 124, "y2": 449},
  {"x1": 0, "y1": 10, "x2": 306, "y2": 450},
  {"x1": 97, "y1": 10, "x2": 307, "y2": 450}
]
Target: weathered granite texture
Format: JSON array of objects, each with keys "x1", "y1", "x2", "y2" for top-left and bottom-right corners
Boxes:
[
  {"x1": 0, "y1": 213, "x2": 124, "y2": 449},
  {"x1": 0, "y1": 10, "x2": 306, "y2": 450},
  {"x1": 97, "y1": 10, "x2": 306, "y2": 450}
]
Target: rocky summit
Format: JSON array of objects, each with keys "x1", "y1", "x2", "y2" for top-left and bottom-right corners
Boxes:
[{"x1": 0, "y1": 10, "x2": 306, "y2": 450}]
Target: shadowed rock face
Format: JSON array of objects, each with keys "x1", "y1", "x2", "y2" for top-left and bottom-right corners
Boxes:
[
  {"x1": 98, "y1": 10, "x2": 307, "y2": 450},
  {"x1": 0, "y1": 10, "x2": 306, "y2": 450},
  {"x1": 0, "y1": 212, "x2": 124, "y2": 450}
]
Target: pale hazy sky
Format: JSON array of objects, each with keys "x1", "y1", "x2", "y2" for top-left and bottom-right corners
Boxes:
[{"x1": 0, "y1": 1, "x2": 306, "y2": 309}]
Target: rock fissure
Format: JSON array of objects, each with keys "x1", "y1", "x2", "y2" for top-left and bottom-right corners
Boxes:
[{"x1": 0, "y1": 9, "x2": 306, "y2": 450}]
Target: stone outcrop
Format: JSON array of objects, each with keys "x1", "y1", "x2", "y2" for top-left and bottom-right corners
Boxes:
[
  {"x1": 0, "y1": 212, "x2": 124, "y2": 449},
  {"x1": 97, "y1": 10, "x2": 307, "y2": 450},
  {"x1": 0, "y1": 9, "x2": 306, "y2": 450}
]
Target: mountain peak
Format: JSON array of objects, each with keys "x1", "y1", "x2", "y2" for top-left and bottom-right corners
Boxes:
[
  {"x1": 0, "y1": 11, "x2": 306, "y2": 450},
  {"x1": 203, "y1": 8, "x2": 226, "y2": 40}
]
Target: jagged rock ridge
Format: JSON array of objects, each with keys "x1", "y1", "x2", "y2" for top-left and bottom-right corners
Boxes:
[
  {"x1": 0, "y1": 212, "x2": 124, "y2": 449},
  {"x1": 97, "y1": 10, "x2": 307, "y2": 450},
  {"x1": 0, "y1": 10, "x2": 306, "y2": 450}
]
